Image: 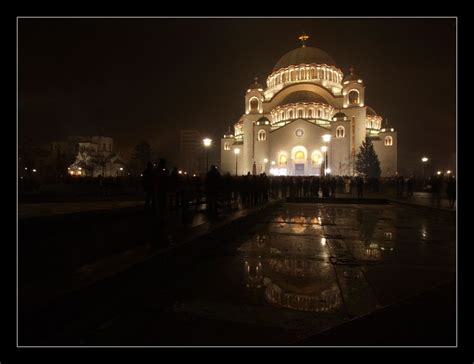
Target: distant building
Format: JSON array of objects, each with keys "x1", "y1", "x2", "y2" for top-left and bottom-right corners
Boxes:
[
  {"x1": 221, "y1": 34, "x2": 397, "y2": 176},
  {"x1": 68, "y1": 136, "x2": 126, "y2": 177}
]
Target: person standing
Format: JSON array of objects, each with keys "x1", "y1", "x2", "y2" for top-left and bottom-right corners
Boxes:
[
  {"x1": 446, "y1": 175, "x2": 456, "y2": 208},
  {"x1": 142, "y1": 162, "x2": 154, "y2": 213}
]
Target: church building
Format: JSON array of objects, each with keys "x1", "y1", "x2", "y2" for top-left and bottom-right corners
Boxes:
[{"x1": 220, "y1": 34, "x2": 397, "y2": 177}]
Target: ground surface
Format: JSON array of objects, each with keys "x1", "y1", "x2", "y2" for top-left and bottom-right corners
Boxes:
[{"x1": 19, "y1": 201, "x2": 456, "y2": 346}]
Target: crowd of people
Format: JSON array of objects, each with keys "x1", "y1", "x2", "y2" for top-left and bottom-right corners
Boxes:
[{"x1": 140, "y1": 160, "x2": 380, "y2": 223}]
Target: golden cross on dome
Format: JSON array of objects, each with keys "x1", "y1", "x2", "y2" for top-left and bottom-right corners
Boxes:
[
  {"x1": 298, "y1": 32, "x2": 309, "y2": 47},
  {"x1": 254, "y1": 77, "x2": 259, "y2": 83},
  {"x1": 349, "y1": 66, "x2": 355, "y2": 75}
]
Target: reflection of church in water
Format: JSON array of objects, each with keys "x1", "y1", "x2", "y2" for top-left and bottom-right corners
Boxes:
[
  {"x1": 241, "y1": 232, "x2": 341, "y2": 313},
  {"x1": 221, "y1": 33, "x2": 398, "y2": 177}
]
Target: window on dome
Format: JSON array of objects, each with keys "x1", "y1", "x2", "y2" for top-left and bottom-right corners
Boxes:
[
  {"x1": 297, "y1": 109, "x2": 303, "y2": 118},
  {"x1": 384, "y1": 136, "x2": 393, "y2": 146},
  {"x1": 257, "y1": 129, "x2": 266, "y2": 141},
  {"x1": 317, "y1": 109, "x2": 321, "y2": 118},
  {"x1": 289, "y1": 110, "x2": 294, "y2": 119},
  {"x1": 348, "y1": 90, "x2": 359, "y2": 104},
  {"x1": 309, "y1": 109, "x2": 314, "y2": 118},
  {"x1": 249, "y1": 97, "x2": 259, "y2": 112},
  {"x1": 336, "y1": 126, "x2": 345, "y2": 139},
  {"x1": 279, "y1": 154, "x2": 287, "y2": 166},
  {"x1": 311, "y1": 68, "x2": 316, "y2": 79}
]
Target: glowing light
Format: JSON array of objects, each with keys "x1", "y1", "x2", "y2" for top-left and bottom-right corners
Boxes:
[
  {"x1": 119, "y1": 167, "x2": 123, "y2": 171},
  {"x1": 178, "y1": 170, "x2": 182, "y2": 174},
  {"x1": 263, "y1": 158, "x2": 268, "y2": 163},
  {"x1": 321, "y1": 237, "x2": 326, "y2": 246},
  {"x1": 234, "y1": 148, "x2": 240, "y2": 155},
  {"x1": 447, "y1": 170, "x2": 452, "y2": 174},
  {"x1": 203, "y1": 138, "x2": 212, "y2": 147},
  {"x1": 78, "y1": 167, "x2": 82, "y2": 170},
  {"x1": 24, "y1": 167, "x2": 27, "y2": 170},
  {"x1": 391, "y1": 128, "x2": 394, "y2": 132},
  {"x1": 437, "y1": 171, "x2": 442, "y2": 175},
  {"x1": 77, "y1": 171, "x2": 82, "y2": 175},
  {"x1": 271, "y1": 161, "x2": 275, "y2": 165},
  {"x1": 325, "y1": 168, "x2": 331, "y2": 174},
  {"x1": 321, "y1": 146, "x2": 328, "y2": 152},
  {"x1": 421, "y1": 157, "x2": 429, "y2": 162},
  {"x1": 322, "y1": 134, "x2": 332, "y2": 143},
  {"x1": 193, "y1": 174, "x2": 196, "y2": 177},
  {"x1": 357, "y1": 79, "x2": 363, "y2": 83}
]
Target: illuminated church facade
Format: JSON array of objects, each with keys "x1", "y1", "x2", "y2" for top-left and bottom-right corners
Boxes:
[{"x1": 220, "y1": 34, "x2": 397, "y2": 177}]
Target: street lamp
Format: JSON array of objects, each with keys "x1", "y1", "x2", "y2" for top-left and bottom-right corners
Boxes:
[
  {"x1": 234, "y1": 148, "x2": 240, "y2": 175},
  {"x1": 421, "y1": 157, "x2": 429, "y2": 185},
  {"x1": 203, "y1": 138, "x2": 212, "y2": 172},
  {"x1": 447, "y1": 170, "x2": 452, "y2": 175},
  {"x1": 321, "y1": 145, "x2": 328, "y2": 176},
  {"x1": 322, "y1": 134, "x2": 331, "y2": 176},
  {"x1": 263, "y1": 158, "x2": 268, "y2": 173}
]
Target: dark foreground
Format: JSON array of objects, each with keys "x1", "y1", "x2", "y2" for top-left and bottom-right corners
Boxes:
[{"x1": 19, "y1": 202, "x2": 456, "y2": 346}]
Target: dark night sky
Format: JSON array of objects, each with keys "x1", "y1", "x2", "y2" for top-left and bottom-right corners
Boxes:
[{"x1": 18, "y1": 17, "x2": 456, "y2": 173}]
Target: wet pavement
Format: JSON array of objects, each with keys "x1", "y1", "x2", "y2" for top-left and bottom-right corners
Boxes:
[{"x1": 26, "y1": 201, "x2": 455, "y2": 346}]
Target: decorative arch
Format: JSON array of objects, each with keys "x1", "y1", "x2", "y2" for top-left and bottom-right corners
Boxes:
[
  {"x1": 249, "y1": 97, "x2": 259, "y2": 112},
  {"x1": 336, "y1": 126, "x2": 345, "y2": 139},
  {"x1": 291, "y1": 145, "x2": 308, "y2": 161},
  {"x1": 384, "y1": 136, "x2": 393, "y2": 146},
  {"x1": 311, "y1": 150, "x2": 323, "y2": 165},
  {"x1": 257, "y1": 129, "x2": 266, "y2": 141},
  {"x1": 348, "y1": 89, "x2": 360, "y2": 104},
  {"x1": 278, "y1": 152, "x2": 288, "y2": 166},
  {"x1": 224, "y1": 142, "x2": 231, "y2": 150}
]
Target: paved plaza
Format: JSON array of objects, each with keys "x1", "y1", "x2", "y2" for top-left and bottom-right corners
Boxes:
[{"x1": 20, "y1": 201, "x2": 456, "y2": 346}]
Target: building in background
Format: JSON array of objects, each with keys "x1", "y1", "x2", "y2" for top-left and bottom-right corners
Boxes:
[
  {"x1": 179, "y1": 129, "x2": 201, "y2": 174},
  {"x1": 68, "y1": 136, "x2": 126, "y2": 177},
  {"x1": 221, "y1": 34, "x2": 398, "y2": 176}
]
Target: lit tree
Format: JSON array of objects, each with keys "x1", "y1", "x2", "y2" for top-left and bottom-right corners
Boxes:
[{"x1": 355, "y1": 137, "x2": 381, "y2": 178}]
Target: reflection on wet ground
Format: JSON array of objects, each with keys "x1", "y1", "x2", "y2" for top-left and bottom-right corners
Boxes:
[{"x1": 94, "y1": 203, "x2": 455, "y2": 345}]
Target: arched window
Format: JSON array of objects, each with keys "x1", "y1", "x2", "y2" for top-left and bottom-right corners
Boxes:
[
  {"x1": 297, "y1": 109, "x2": 303, "y2": 118},
  {"x1": 384, "y1": 136, "x2": 393, "y2": 146},
  {"x1": 311, "y1": 151, "x2": 323, "y2": 165},
  {"x1": 257, "y1": 129, "x2": 266, "y2": 141},
  {"x1": 317, "y1": 109, "x2": 321, "y2": 118},
  {"x1": 300, "y1": 69, "x2": 304, "y2": 80},
  {"x1": 308, "y1": 109, "x2": 314, "y2": 118},
  {"x1": 311, "y1": 68, "x2": 316, "y2": 78},
  {"x1": 224, "y1": 142, "x2": 231, "y2": 150},
  {"x1": 289, "y1": 110, "x2": 294, "y2": 119},
  {"x1": 279, "y1": 154, "x2": 287, "y2": 166},
  {"x1": 348, "y1": 90, "x2": 359, "y2": 104},
  {"x1": 249, "y1": 97, "x2": 259, "y2": 112},
  {"x1": 295, "y1": 151, "x2": 305, "y2": 160},
  {"x1": 280, "y1": 110, "x2": 284, "y2": 120},
  {"x1": 336, "y1": 126, "x2": 345, "y2": 139}
]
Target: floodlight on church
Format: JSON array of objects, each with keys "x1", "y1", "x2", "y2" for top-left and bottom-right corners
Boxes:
[
  {"x1": 234, "y1": 148, "x2": 240, "y2": 155},
  {"x1": 322, "y1": 134, "x2": 332, "y2": 143},
  {"x1": 321, "y1": 146, "x2": 328, "y2": 152},
  {"x1": 203, "y1": 138, "x2": 212, "y2": 147}
]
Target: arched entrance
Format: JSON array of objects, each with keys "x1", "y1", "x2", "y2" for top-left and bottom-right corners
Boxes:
[{"x1": 291, "y1": 146, "x2": 308, "y2": 175}]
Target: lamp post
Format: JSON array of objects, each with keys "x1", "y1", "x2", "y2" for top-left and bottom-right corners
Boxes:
[
  {"x1": 421, "y1": 157, "x2": 429, "y2": 186},
  {"x1": 322, "y1": 134, "x2": 331, "y2": 176},
  {"x1": 263, "y1": 158, "x2": 268, "y2": 174},
  {"x1": 203, "y1": 138, "x2": 212, "y2": 172},
  {"x1": 234, "y1": 148, "x2": 240, "y2": 176},
  {"x1": 321, "y1": 145, "x2": 328, "y2": 176}
]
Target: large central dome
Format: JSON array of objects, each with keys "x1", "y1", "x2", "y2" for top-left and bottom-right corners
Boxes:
[{"x1": 273, "y1": 46, "x2": 337, "y2": 72}]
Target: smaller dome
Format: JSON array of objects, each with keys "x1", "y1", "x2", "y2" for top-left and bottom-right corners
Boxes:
[
  {"x1": 366, "y1": 107, "x2": 378, "y2": 116},
  {"x1": 257, "y1": 116, "x2": 270, "y2": 123},
  {"x1": 281, "y1": 91, "x2": 328, "y2": 106},
  {"x1": 343, "y1": 66, "x2": 363, "y2": 83},
  {"x1": 248, "y1": 77, "x2": 264, "y2": 91},
  {"x1": 333, "y1": 112, "x2": 347, "y2": 119}
]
